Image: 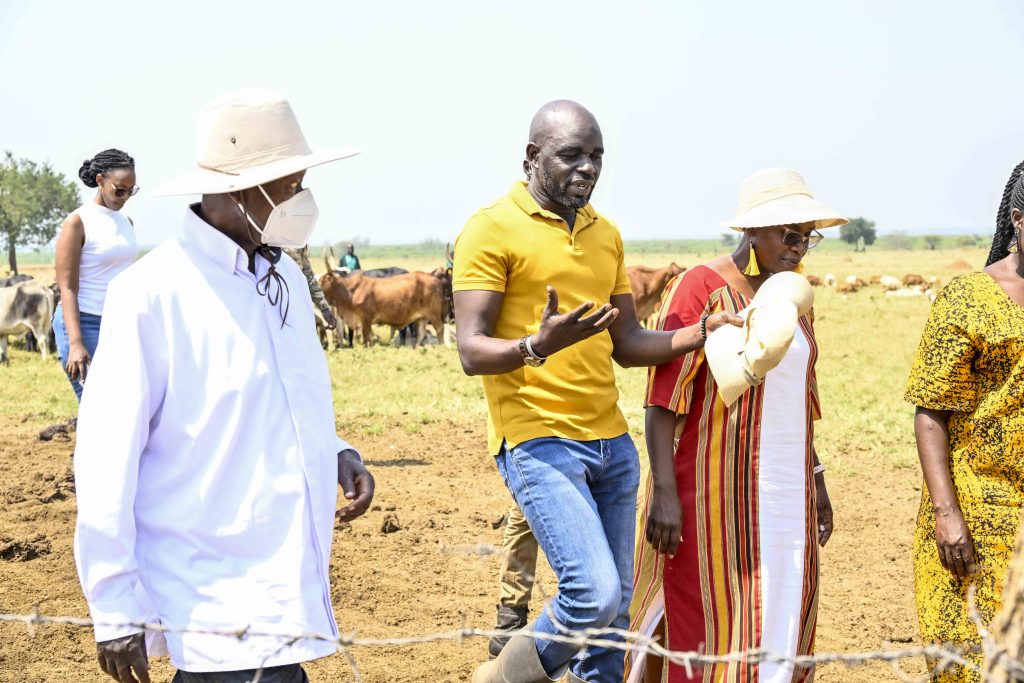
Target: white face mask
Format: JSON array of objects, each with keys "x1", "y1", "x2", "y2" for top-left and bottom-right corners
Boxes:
[{"x1": 238, "y1": 184, "x2": 320, "y2": 249}]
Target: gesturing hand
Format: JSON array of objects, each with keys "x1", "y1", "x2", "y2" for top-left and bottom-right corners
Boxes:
[
  {"x1": 935, "y1": 508, "x2": 979, "y2": 579},
  {"x1": 337, "y1": 450, "x2": 375, "y2": 522},
  {"x1": 97, "y1": 632, "x2": 149, "y2": 683},
  {"x1": 530, "y1": 286, "x2": 619, "y2": 357}
]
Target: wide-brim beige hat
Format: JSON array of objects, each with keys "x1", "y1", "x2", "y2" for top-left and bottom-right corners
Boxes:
[
  {"x1": 721, "y1": 168, "x2": 848, "y2": 231},
  {"x1": 705, "y1": 271, "x2": 814, "y2": 407},
  {"x1": 153, "y1": 91, "x2": 360, "y2": 196}
]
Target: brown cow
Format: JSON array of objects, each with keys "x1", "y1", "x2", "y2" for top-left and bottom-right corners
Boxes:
[
  {"x1": 903, "y1": 273, "x2": 926, "y2": 287},
  {"x1": 627, "y1": 263, "x2": 685, "y2": 327},
  {"x1": 806, "y1": 275, "x2": 822, "y2": 287},
  {"x1": 319, "y1": 270, "x2": 447, "y2": 348},
  {"x1": 431, "y1": 266, "x2": 454, "y2": 323}
]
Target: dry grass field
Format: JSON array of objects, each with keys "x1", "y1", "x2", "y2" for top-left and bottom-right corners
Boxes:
[{"x1": 0, "y1": 245, "x2": 990, "y2": 681}]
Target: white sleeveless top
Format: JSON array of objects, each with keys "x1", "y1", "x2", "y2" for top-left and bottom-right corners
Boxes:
[{"x1": 73, "y1": 202, "x2": 138, "y2": 315}]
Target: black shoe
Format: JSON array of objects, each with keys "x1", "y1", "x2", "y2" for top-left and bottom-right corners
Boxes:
[{"x1": 487, "y1": 605, "x2": 529, "y2": 659}]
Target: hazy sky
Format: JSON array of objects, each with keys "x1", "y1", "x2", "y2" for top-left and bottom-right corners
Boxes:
[{"x1": 2, "y1": 1, "x2": 1023, "y2": 246}]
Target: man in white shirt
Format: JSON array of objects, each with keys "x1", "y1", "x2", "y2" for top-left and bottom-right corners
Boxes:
[{"x1": 73, "y1": 91, "x2": 374, "y2": 683}]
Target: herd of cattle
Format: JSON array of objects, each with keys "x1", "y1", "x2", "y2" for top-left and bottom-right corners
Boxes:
[
  {"x1": 806, "y1": 271, "x2": 940, "y2": 300},
  {"x1": 314, "y1": 259, "x2": 688, "y2": 349},
  {"x1": 317, "y1": 252, "x2": 455, "y2": 349},
  {"x1": 0, "y1": 258, "x2": 942, "y2": 365}
]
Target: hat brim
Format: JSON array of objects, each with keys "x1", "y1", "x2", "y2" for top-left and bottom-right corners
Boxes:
[
  {"x1": 721, "y1": 193, "x2": 848, "y2": 232},
  {"x1": 152, "y1": 146, "x2": 361, "y2": 196},
  {"x1": 704, "y1": 323, "x2": 753, "y2": 407}
]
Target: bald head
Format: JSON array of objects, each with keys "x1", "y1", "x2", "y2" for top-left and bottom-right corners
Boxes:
[
  {"x1": 528, "y1": 100, "x2": 601, "y2": 148},
  {"x1": 524, "y1": 100, "x2": 604, "y2": 216}
]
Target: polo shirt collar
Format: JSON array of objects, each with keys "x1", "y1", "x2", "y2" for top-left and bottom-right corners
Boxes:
[
  {"x1": 509, "y1": 181, "x2": 597, "y2": 227},
  {"x1": 179, "y1": 203, "x2": 250, "y2": 275}
]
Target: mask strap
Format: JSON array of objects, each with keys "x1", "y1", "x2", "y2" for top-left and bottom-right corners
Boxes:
[
  {"x1": 255, "y1": 245, "x2": 291, "y2": 328},
  {"x1": 257, "y1": 184, "x2": 277, "y2": 207},
  {"x1": 234, "y1": 191, "x2": 266, "y2": 242}
]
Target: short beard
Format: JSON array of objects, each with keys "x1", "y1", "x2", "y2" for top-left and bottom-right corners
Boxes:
[{"x1": 540, "y1": 169, "x2": 590, "y2": 210}]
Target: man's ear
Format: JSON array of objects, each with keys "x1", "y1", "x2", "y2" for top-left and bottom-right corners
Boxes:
[{"x1": 525, "y1": 142, "x2": 540, "y2": 166}]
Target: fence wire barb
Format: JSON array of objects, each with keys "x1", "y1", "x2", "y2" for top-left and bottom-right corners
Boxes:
[
  {"x1": 0, "y1": 547, "x2": 1011, "y2": 681},
  {"x1": 0, "y1": 606, "x2": 995, "y2": 681}
]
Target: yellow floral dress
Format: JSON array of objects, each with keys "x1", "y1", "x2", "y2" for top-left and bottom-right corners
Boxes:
[{"x1": 904, "y1": 272, "x2": 1024, "y2": 681}]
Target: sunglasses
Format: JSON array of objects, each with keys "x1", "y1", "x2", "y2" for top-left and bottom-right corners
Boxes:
[
  {"x1": 781, "y1": 226, "x2": 824, "y2": 249},
  {"x1": 103, "y1": 175, "x2": 140, "y2": 199}
]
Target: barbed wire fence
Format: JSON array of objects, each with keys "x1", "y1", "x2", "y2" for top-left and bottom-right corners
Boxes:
[{"x1": 0, "y1": 545, "x2": 1015, "y2": 682}]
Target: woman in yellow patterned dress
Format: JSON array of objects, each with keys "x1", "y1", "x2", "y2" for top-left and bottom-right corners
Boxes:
[{"x1": 905, "y1": 160, "x2": 1024, "y2": 681}]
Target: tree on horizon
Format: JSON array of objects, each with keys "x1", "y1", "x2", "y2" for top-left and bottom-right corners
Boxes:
[
  {"x1": 839, "y1": 217, "x2": 877, "y2": 252},
  {"x1": 0, "y1": 151, "x2": 79, "y2": 274}
]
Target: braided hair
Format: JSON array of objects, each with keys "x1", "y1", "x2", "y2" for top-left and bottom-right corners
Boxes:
[
  {"x1": 986, "y1": 160, "x2": 1024, "y2": 266},
  {"x1": 78, "y1": 148, "x2": 135, "y2": 188}
]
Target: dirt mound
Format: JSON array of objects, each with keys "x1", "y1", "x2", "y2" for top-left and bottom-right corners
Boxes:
[
  {"x1": 38, "y1": 417, "x2": 76, "y2": 442},
  {"x1": 0, "y1": 534, "x2": 51, "y2": 562},
  {"x1": 379, "y1": 512, "x2": 402, "y2": 534},
  {"x1": 25, "y1": 468, "x2": 75, "y2": 503},
  {"x1": 946, "y1": 258, "x2": 973, "y2": 270}
]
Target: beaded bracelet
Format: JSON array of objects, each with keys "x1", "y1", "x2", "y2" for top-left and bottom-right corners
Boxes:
[{"x1": 700, "y1": 313, "x2": 710, "y2": 341}]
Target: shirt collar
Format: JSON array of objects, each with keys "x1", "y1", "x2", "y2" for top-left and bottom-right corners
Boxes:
[
  {"x1": 509, "y1": 180, "x2": 597, "y2": 227},
  {"x1": 178, "y1": 203, "x2": 250, "y2": 275}
]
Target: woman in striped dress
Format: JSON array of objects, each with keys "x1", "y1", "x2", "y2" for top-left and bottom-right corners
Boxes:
[{"x1": 626, "y1": 169, "x2": 844, "y2": 683}]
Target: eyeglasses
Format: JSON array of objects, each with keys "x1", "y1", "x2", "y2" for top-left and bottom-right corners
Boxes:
[
  {"x1": 103, "y1": 176, "x2": 140, "y2": 198},
  {"x1": 781, "y1": 226, "x2": 824, "y2": 249}
]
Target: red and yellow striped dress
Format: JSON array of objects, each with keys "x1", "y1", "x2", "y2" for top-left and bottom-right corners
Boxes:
[{"x1": 627, "y1": 265, "x2": 822, "y2": 683}]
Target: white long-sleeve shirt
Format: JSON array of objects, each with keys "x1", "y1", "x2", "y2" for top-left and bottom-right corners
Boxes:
[{"x1": 74, "y1": 205, "x2": 355, "y2": 672}]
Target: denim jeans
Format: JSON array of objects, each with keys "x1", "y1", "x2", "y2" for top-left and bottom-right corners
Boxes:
[
  {"x1": 496, "y1": 434, "x2": 640, "y2": 683},
  {"x1": 52, "y1": 303, "x2": 102, "y2": 402}
]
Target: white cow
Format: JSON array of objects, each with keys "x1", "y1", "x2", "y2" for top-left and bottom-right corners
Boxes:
[
  {"x1": 0, "y1": 281, "x2": 53, "y2": 363},
  {"x1": 879, "y1": 275, "x2": 902, "y2": 291}
]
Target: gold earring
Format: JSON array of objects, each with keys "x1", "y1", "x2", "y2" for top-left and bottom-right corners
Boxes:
[
  {"x1": 742, "y1": 244, "x2": 760, "y2": 276},
  {"x1": 1010, "y1": 237, "x2": 1019, "y2": 254},
  {"x1": 794, "y1": 262, "x2": 805, "y2": 273}
]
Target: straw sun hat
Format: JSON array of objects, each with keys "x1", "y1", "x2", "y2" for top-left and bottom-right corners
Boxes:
[
  {"x1": 704, "y1": 271, "x2": 814, "y2": 407},
  {"x1": 154, "y1": 91, "x2": 360, "y2": 196},
  {"x1": 721, "y1": 168, "x2": 848, "y2": 231}
]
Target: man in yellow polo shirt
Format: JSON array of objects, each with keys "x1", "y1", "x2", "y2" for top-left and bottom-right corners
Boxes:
[{"x1": 454, "y1": 100, "x2": 739, "y2": 683}]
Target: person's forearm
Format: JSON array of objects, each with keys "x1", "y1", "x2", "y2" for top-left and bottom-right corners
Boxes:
[
  {"x1": 456, "y1": 333, "x2": 526, "y2": 375},
  {"x1": 60, "y1": 289, "x2": 85, "y2": 344},
  {"x1": 646, "y1": 406, "x2": 681, "y2": 493},
  {"x1": 914, "y1": 408, "x2": 959, "y2": 514},
  {"x1": 613, "y1": 322, "x2": 704, "y2": 368}
]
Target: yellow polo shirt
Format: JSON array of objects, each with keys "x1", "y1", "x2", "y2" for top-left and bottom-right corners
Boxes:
[{"x1": 454, "y1": 181, "x2": 633, "y2": 455}]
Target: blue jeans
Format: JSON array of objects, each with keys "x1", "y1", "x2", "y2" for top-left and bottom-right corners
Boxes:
[
  {"x1": 52, "y1": 303, "x2": 101, "y2": 402},
  {"x1": 496, "y1": 434, "x2": 640, "y2": 683}
]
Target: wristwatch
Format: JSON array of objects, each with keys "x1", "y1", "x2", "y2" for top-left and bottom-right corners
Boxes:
[{"x1": 519, "y1": 335, "x2": 547, "y2": 367}]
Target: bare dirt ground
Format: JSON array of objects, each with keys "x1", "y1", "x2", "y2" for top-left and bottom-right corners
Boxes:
[{"x1": 0, "y1": 414, "x2": 926, "y2": 682}]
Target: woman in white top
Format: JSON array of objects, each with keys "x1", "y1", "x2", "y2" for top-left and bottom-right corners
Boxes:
[{"x1": 53, "y1": 149, "x2": 139, "y2": 401}]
